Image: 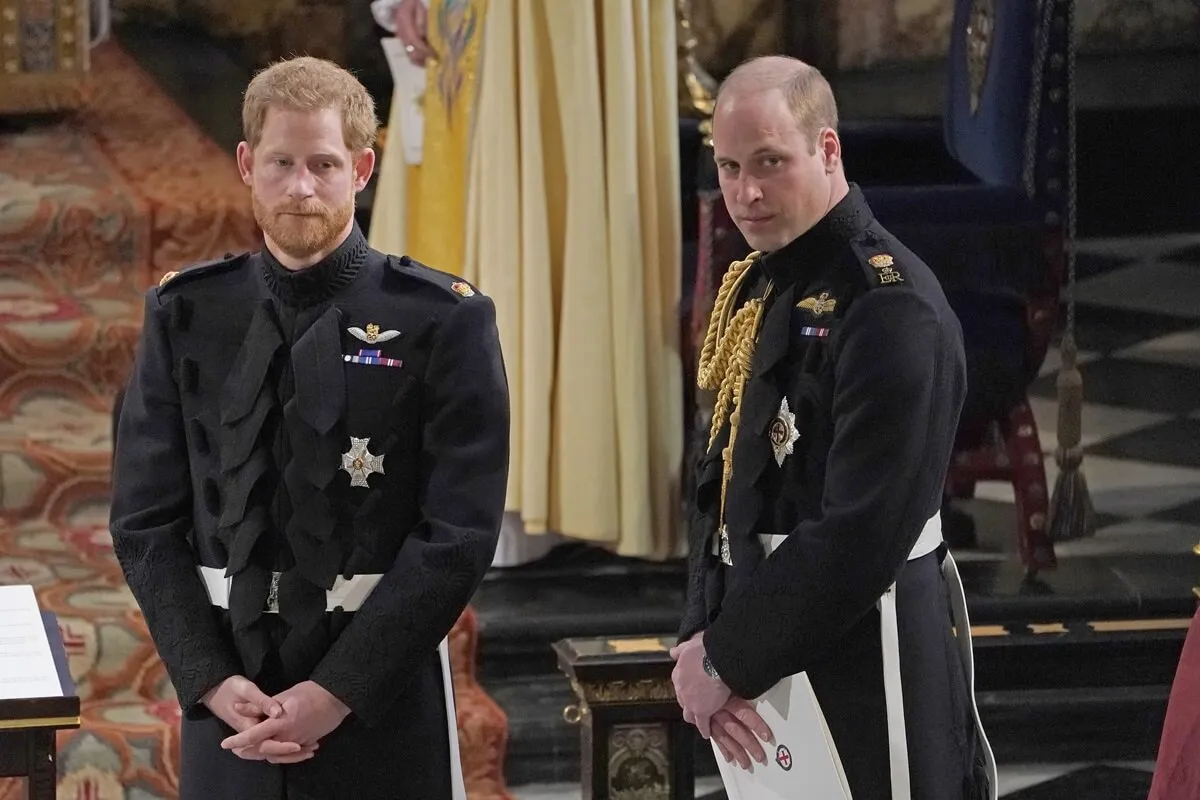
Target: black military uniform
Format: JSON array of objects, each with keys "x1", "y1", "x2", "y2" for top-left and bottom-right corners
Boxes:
[
  {"x1": 110, "y1": 222, "x2": 509, "y2": 800},
  {"x1": 680, "y1": 186, "x2": 989, "y2": 799}
]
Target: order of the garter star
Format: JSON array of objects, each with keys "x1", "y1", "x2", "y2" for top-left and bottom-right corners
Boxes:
[{"x1": 769, "y1": 397, "x2": 801, "y2": 467}]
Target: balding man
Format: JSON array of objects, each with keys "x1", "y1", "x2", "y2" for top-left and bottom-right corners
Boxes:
[{"x1": 670, "y1": 56, "x2": 996, "y2": 799}]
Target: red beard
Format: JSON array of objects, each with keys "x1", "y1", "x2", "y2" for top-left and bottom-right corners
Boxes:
[{"x1": 253, "y1": 193, "x2": 353, "y2": 262}]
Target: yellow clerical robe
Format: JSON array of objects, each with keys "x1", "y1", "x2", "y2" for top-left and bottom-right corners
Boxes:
[{"x1": 370, "y1": 0, "x2": 682, "y2": 560}]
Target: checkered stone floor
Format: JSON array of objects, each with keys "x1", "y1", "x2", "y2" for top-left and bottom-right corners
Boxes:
[{"x1": 959, "y1": 232, "x2": 1200, "y2": 562}]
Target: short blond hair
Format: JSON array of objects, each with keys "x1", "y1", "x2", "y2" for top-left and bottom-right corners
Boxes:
[
  {"x1": 242, "y1": 56, "x2": 379, "y2": 152},
  {"x1": 717, "y1": 56, "x2": 839, "y2": 152}
]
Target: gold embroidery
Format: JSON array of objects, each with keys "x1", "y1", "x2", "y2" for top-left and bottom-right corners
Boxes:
[
  {"x1": 796, "y1": 291, "x2": 837, "y2": 317},
  {"x1": 868, "y1": 254, "x2": 904, "y2": 285}
]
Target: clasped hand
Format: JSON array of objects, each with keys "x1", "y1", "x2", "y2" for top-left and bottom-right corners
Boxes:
[
  {"x1": 203, "y1": 676, "x2": 350, "y2": 764},
  {"x1": 670, "y1": 634, "x2": 774, "y2": 770}
]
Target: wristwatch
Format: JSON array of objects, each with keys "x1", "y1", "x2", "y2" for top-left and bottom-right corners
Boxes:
[{"x1": 702, "y1": 652, "x2": 720, "y2": 682}]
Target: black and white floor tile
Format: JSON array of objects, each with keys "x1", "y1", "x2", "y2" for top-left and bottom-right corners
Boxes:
[
  {"x1": 963, "y1": 232, "x2": 1200, "y2": 562},
  {"x1": 511, "y1": 232, "x2": 1200, "y2": 798}
]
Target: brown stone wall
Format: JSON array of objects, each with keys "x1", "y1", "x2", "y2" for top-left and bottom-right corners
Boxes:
[
  {"x1": 686, "y1": 0, "x2": 785, "y2": 79},
  {"x1": 112, "y1": 0, "x2": 298, "y2": 37},
  {"x1": 112, "y1": 0, "x2": 392, "y2": 106},
  {"x1": 683, "y1": 0, "x2": 1199, "y2": 75}
]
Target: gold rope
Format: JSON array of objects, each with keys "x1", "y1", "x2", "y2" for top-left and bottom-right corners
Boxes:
[
  {"x1": 695, "y1": 252, "x2": 771, "y2": 533},
  {"x1": 697, "y1": 254, "x2": 758, "y2": 408}
]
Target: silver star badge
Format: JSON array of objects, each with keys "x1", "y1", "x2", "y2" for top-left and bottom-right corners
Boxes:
[
  {"x1": 341, "y1": 437, "x2": 385, "y2": 488},
  {"x1": 768, "y1": 397, "x2": 800, "y2": 467}
]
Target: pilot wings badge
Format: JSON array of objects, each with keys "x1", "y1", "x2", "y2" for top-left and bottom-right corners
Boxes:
[
  {"x1": 348, "y1": 323, "x2": 401, "y2": 345},
  {"x1": 796, "y1": 292, "x2": 836, "y2": 317}
]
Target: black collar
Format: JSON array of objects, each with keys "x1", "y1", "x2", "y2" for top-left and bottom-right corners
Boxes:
[
  {"x1": 759, "y1": 184, "x2": 873, "y2": 288},
  {"x1": 260, "y1": 222, "x2": 368, "y2": 307}
]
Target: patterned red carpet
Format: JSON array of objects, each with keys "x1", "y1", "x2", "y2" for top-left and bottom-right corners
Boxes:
[{"x1": 0, "y1": 42, "x2": 511, "y2": 800}]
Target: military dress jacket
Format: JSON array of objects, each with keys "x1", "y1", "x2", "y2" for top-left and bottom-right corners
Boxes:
[
  {"x1": 110, "y1": 225, "x2": 510, "y2": 799},
  {"x1": 679, "y1": 186, "x2": 983, "y2": 799}
]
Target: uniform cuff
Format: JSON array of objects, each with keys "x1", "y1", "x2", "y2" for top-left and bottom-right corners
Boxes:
[
  {"x1": 179, "y1": 664, "x2": 239, "y2": 721},
  {"x1": 703, "y1": 620, "x2": 772, "y2": 700}
]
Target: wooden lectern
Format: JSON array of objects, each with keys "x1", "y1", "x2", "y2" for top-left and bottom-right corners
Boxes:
[
  {"x1": 0, "y1": 611, "x2": 80, "y2": 800},
  {"x1": 553, "y1": 634, "x2": 694, "y2": 800}
]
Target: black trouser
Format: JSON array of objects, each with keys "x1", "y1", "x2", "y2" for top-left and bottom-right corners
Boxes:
[{"x1": 809, "y1": 550, "x2": 985, "y2": 800}]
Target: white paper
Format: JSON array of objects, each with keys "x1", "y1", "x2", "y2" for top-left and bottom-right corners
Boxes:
[
  {"x1": 380, "y1": 37, "x2": 427, "y2": 165},
  {"x1": 0, "y1": 584, "x2": 63, "y2": 700},
  {"x1": 715, "y1": 672, "x2": 852, "y2": 800}
]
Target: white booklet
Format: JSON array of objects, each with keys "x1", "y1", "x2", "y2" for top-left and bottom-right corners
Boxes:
[
  {"x1": 714, "y1": 670, "x2": 852, "y2": 800},
  {"x1": 0, "y1": 584, "x2": 63, "y2": 700}
]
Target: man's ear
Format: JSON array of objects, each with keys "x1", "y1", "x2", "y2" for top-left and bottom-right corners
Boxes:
[
  {"x1": 353, "y1": 147, "x2": 377, "y2": 193},
  {"x1": 820, "y1": 128, "x2": 842, "y2": 173},
  {"x1": 236, "y1": 141, "x2": 253, "y2": 187}
]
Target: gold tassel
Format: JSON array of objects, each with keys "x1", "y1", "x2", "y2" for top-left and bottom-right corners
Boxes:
[
  {"x1": 695, "y1": 253, "x2": 770, "y2": 537},
  {"x1": 697, "y1": 253, "x2": 760, "y2": 448},
  {"x1": 1045, "y1": 0, "x2": 1095, "y2": 543},
  {"x1": 1046, "y1": 331, "x2": 1096, "y2": 541}
]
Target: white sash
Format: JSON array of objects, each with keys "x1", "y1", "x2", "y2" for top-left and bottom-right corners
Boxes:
[
  {"x1": 439, "y1": 636, "x2": 468, "y2": 800},
  {"x1": 717, "y1": 513, "x2": 997, "y2": 799}
]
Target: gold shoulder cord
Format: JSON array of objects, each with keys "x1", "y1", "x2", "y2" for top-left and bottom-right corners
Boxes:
[{"x1": 696, "y1": 253, "x2": 773, "y2": 563}]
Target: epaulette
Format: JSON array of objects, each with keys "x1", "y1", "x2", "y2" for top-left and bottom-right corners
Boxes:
[
  {"x1": 156, "y1": 252, "x2": 250, "y2": 294},
  {"x1": 849, "y1": 236, "x2": 905, "y2": 289},
  {"x1": 389, "y1": 255, "x2": 479, "y2": 300}
]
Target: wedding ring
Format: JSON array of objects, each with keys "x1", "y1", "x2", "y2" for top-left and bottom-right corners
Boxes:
[{"x1": 404, "y1": 44, "x2": 415, "y2": 54}]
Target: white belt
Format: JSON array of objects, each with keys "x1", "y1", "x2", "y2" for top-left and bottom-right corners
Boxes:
[
  {"x1": 751, "y1": 511, "x2": 943, "y2": 566},
  {"x1": 906, "y1": 512, "x2": 944, "y2": 561},
  {"x1": 197, "y1": 566, "x2": 384, "y2": 613}
]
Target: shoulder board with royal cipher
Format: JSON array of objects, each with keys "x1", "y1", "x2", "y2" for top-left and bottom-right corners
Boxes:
[
  {"x1": 849, "y1": 239, "x2": 905, "y2": 288},
  {"x1": 388, "y1": 255, "x2": 478, "y2": 299},
  {"x1": 156, "y1": 251, "x2": 250, "y2": 293}
]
